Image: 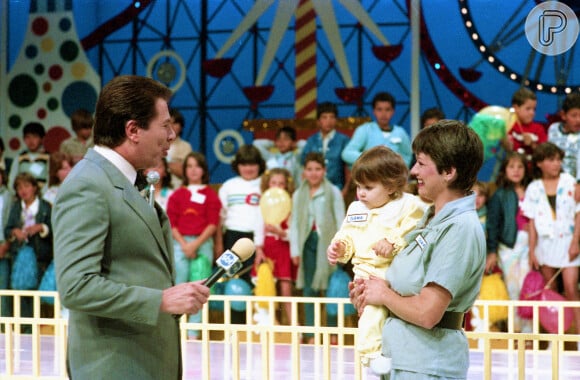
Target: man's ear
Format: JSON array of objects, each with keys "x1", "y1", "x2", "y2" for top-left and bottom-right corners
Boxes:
[{"x1": 125, "y1": 120, "x2": 140, "y2": 144}]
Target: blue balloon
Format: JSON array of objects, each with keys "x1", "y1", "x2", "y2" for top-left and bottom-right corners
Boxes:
[
  {"x1": 39, "y1": 261, "x2": 56, "y2": 304},
  {"x1": 224, "y1": 278, "x2": 252, "y2": 312},
  {"x1": 209, "y1": 280, "x2": 225, "y2": 311}
]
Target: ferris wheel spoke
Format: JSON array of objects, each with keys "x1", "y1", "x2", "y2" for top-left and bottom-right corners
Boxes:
[
  {"x1": 488, "y1": 1, "x2": 529, "y2": 46},
  {"x1": 521, "y1": 48, "x2": 537, "y2": 86},
  {"x1": 532, "y1": 53, "x2": 547, "y2": 84},
  {"x1": 559, "y1": 45, "x2": 576, "y2": 85},
  {"x1": 459, "y1": 0, "x2": 580, "y2": 94}
]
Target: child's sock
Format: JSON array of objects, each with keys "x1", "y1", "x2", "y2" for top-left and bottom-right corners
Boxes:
[{"x1": 369, "y1": 355, "x2": 391, "y2": 375}]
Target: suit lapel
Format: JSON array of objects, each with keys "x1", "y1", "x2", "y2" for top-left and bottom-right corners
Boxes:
[
  {"x1": 86, "y1": 150, "x2": 173, "y2": 271},
  {"x1": 155, "y1": 202, "x2": 175, "y2": 271}
]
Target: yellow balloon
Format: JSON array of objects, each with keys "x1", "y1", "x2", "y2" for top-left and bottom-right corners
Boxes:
[
  {"x1": 479, "y1": 105, "x2": 516, "y2": 131},
  {"x1": 259, "y1": 188, "x2": 291, "y2": 225},
  {"x1": 477, "y1": 272, "x2": 509, "y2": 324},
  {"x1": 254, "y1": 259, "x2": 277, "y2": 309}
]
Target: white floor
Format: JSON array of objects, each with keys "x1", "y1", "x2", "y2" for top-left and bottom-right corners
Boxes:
[{"x1": 1, "y1": 336, "x2": 580, "y2": 379}]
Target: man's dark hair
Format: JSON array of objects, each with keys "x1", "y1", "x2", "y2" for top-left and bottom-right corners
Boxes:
[{"x1": 93, "y1": 75, "x2": 172, "y2": 148}]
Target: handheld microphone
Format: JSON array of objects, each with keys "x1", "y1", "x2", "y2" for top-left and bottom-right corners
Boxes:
[
  {"x1": 203, "y1": 238, "x2": 255, "y2": 287},
  {"x1": 146, "y1": 170, "x2": 161, "y2": 208}
]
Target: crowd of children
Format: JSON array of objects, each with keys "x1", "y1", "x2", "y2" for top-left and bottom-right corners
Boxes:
[
  {"x1": 1, "y1": 89, "x2": 580, "y2": 361},
  {"x1": 0, "y1": 115, "x2": 86, "y2": 327},
  {"x1": 471, "y1": 91, "x2": 580, "y2": 350}
]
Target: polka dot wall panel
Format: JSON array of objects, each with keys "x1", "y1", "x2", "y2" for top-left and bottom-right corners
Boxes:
[{"x1": 4, "y1": 2, "x2": 100, "y2": 155}]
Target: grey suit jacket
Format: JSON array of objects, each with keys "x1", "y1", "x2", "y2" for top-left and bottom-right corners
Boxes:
[{"x1": 53, "y1": 149, "x2": 180, "y2": 380}]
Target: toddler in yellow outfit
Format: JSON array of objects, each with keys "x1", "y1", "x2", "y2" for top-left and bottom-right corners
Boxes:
[{"x1": 327, "y1": 146, "x2": 426, "y2": 375}]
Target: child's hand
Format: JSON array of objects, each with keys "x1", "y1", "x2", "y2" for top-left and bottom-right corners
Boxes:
[
  {"x1": 327, "y1": 240, "x2": 344, "y2": 265},
  {"x1": 24, "y1": 224, "x2": 43, "y2": 237},
  {"x1": 485, "y1": 253, "x2": 498, "y2": 274},
  {"x1": 373, "y1": 238, "x2": 394, "y2": 259},
  {"x1": 254, "y1": 246, "x2": 265, "y2": 266},
  {"x1": 522, "y1": 133, "x2": 534, "y2": 146},
  {"x1": 182, "y1": 240, "x2": 199, "y2": 259},
  {"x1": 12, "y1": 228, "x2": 27, "y2": 242},
  {"x1": 265, "y1": 224, "x2": 286, "y2": 238},
  {"x1": 291, "y1": 256, "x2": 300, "y2": 268}
]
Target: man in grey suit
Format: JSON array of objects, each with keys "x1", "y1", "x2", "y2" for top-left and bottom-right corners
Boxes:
[{"x1": 53, "y1": 75, "x2": 210, "y2": 379}]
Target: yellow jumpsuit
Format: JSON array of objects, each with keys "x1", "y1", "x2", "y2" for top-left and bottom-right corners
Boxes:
[{"x1": 332, "y1": 192, "x2": 426, "y2": 365}]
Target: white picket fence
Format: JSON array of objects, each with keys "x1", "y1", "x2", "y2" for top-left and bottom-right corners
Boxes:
[{"x1": 0, "y1": 291, "x2": 579, "y2": 379}]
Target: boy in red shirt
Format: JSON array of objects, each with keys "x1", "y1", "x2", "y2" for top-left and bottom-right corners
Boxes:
[{"x1": 507, "y1": 87, "x2": 547, "y2": 162}]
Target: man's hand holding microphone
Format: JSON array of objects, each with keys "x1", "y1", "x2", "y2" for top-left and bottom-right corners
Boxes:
[{"x1": 160, "y1": 238, "x2": 255, "y2": 315}]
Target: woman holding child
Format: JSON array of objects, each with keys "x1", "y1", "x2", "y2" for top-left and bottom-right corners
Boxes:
[{"x1": 350, "y1": 120, "x2": 486, "y2": 379}]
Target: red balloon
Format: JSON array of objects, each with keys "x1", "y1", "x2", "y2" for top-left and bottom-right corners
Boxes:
[
  {"x1": 518, "y1": 271, "x2": 545, "y2": 319},
  {"x1": 539, "y1": 289, "x2": 574, "y2": 334}
]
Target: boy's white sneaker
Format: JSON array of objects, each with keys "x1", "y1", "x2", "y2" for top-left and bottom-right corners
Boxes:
[{"x1": 369, "y1": 355, "x2": 392, "y2": 375}]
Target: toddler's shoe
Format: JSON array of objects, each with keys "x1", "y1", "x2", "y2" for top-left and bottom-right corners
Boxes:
[{"x1": 369, "y1": 355, "x2": 391, "y2": 375}]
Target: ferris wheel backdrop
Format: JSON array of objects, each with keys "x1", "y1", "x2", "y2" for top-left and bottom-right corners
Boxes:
[{"x1": 2, "y1": 0, "x2": 577, "y2": 182}]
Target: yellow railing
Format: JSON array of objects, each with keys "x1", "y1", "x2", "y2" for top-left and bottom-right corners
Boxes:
[{"x1": 0, "y1": 290, "x2": 579, "y2": 379}]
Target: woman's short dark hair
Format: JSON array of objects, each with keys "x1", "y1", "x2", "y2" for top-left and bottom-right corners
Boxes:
[
  {"x1": 93, "y1": 75, "x2": 172, "y2": 148},
  {"x1": 412, "y1": 119, "x2": 483, "y2": 194}
]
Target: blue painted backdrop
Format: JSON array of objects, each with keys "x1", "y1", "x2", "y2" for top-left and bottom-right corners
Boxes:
[{"x1": 2, "y1": 0, "x2": 578, "y2": 182}]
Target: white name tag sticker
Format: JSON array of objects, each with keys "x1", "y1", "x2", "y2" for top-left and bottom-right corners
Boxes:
[
  {"x1": 190, "y1": 192, "x2": 206, "y2": 204},
  {"x1": 347, "y1": 213, "x2": 368, "y2": 223},
  {"x1": 415, "y1": 234, "x2": 427, "y2": 250}
]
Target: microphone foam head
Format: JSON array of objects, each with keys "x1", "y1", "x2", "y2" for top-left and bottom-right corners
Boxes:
[
  {"x1": 231, "y1": 238, "x2": 255, "y2": 261},
  {"x1": 146, "y1": 170, "x2": 161, "y2": 185}
]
